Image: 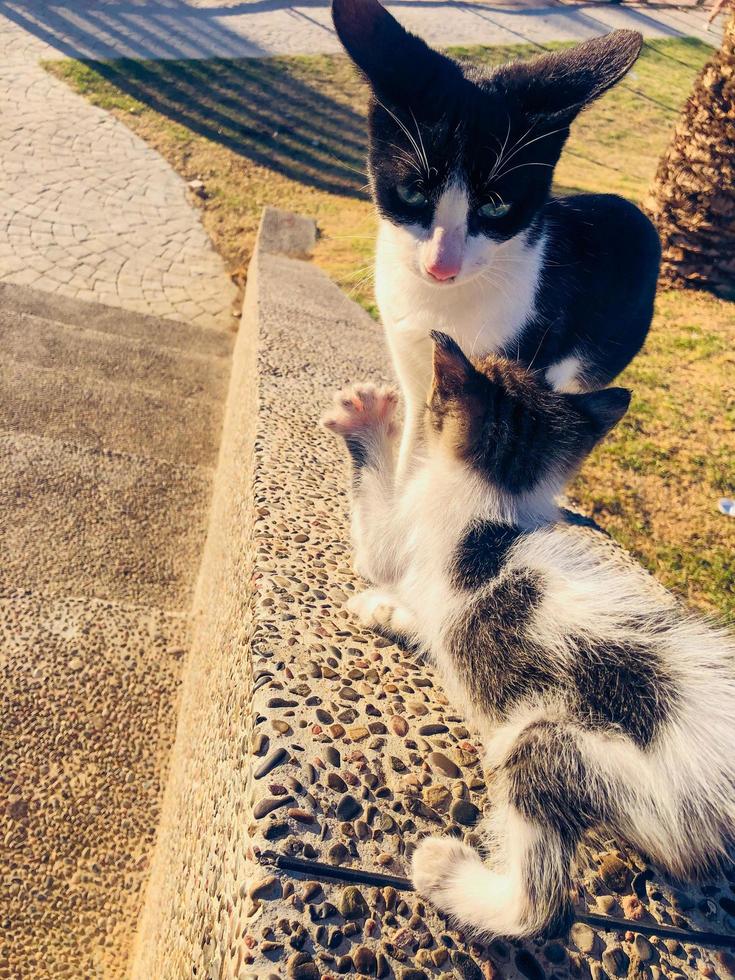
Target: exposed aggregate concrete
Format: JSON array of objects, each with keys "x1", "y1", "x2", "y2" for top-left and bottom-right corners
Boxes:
[{"x1": 131, "y1": 209, "x2": 735, "y2": 980}]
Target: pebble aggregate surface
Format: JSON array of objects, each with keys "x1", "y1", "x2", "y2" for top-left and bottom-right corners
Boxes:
[{"x1": 131, "y1": 210, "x2": 735, "y2": 980}]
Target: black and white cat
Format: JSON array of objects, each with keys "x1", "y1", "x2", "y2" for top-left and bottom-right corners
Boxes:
[
  {"x1": 332, "y1": 0, "x2": 661, "y2": 477},
  {"x1": 321, "y1": 335, "x2": 735, "y2": 939}
]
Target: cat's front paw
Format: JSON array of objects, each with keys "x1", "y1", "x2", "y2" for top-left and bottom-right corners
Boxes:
[
  {"x1": 346, "y1": 589, "x2": 416, "y2": 638},
  {"x1": 411, "y1": 836, "x2": 480, "y2": 898},
  {"x1": 321, "y1": 383, "x2": 399, "y2": 439}
]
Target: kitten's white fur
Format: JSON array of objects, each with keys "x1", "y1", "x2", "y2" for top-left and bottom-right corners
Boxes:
[
  {"x1": 323, "y1": 384, "x2": 735, "y2": 938},
  {"x1": 375, "y1": 180, "x2": 548, "y2": 478}
]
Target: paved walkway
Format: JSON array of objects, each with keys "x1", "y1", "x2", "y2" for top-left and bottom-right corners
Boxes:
[
  {"x1": 0, "y1": 0, "x2": 722, "y2": 61},
  {"x1": 0, "y1": 1, "x2": 720, "y2": 325},
  {"x1": 0, "y1": 9, "x2": 237, "y2": 329}
]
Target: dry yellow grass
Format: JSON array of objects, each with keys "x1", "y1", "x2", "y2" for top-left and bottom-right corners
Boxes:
[{"x1": 47, "y1": 38, "x2": 734, "y2": 617}]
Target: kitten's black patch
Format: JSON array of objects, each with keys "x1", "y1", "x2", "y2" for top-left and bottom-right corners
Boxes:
[
  {"x1": 523, "y1": 834, "x2": 576, "y2": 940},
  {"x1": 504, "y1": 720, "x2": 613, "y2": 843},
  {"x1": 572, "y1": 637, "x2": 679, "y2": 748},
  {"x1": 344, "y1": 435, "x2": 369, "y2": 470},
  {"x1": 448, "y1": 558, "x2": 677, "y2": 745},
  {"x1": 451, "y1": 521, "x2": 523, "y2": 590},
  {"x1": 448, "y1": 570, "x2": 551, "y2": 717},
  {"x1": 503, "y1": 721, "x2": 612, "y2": 938}
]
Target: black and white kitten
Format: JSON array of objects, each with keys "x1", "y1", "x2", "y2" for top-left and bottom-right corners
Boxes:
[
  {"x1": 321, "y1": 336, "x2": 735, "y2": 939},
  {"x1": 332, "y1": 0, "x2": 661, "y2": 477}
]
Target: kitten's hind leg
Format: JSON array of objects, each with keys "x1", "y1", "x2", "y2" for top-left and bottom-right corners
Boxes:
[{"x1": 347, "y1": 589, "x2": 419, "y2": 642}]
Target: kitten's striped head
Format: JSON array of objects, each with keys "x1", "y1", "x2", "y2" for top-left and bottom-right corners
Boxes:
[{"x1": 427, "y1": 331, "x2": 630, "y2": 494}]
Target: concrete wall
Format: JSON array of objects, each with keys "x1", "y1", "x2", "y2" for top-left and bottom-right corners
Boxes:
[{"x1": 130, "y1": 208, "x2": 720, "y2": 980}]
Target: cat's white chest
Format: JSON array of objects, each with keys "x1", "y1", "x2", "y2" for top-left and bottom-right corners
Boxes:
[{"x1": 375, "y1": 221, "x2": 544, "y2": 403}]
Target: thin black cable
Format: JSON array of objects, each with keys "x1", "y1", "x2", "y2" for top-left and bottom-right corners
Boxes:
[{"x1": 259, "y1": 851, "x2": 735, "y2": 950}]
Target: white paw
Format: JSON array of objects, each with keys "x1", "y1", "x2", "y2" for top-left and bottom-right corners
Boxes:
[
  {"x1": 411, "y1": 836, "x2": 480, "y2": 898},
  {"x1": 320, "y1": 383, "x2": 399, "y2": 439},
  {"x1": 347, "y1": 589, "x2": 398, "y2": 626},
  {"x1": 346, "y1": 590, "x2": 415, "y2": 636}
]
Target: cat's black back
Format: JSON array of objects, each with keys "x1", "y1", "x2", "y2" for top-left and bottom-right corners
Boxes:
[{"x1": 507, "y1": 193, "x2": 660, "y2": 387}]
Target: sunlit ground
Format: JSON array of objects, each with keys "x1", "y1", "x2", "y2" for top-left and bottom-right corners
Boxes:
[{"x1": 47, "y1": 37, "x2": 735, "y2": 618}]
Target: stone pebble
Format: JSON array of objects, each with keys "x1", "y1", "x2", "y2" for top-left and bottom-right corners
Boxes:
[
  {"x1": 339, "y1": 886, "x2": 369, "y2": 920},
  {"x1": 253, "y1": 795, "x2": 293, "y2": 818},
  {"x1": 428, "y1": 751, "x2": 461, "y2": 779},
  {"x1": 598, "y1": 854, "x2": 633, "y2": 893},
  {"x1": 336, "y1": 794, "x2": 362, "y2": 821},
  {"x1": 254, "y1": 746, "x2": 289, "y2": 779}
]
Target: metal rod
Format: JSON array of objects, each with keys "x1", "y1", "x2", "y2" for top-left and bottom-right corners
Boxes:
[
  {"x1": 260, "y1": 851, "x2": 414, "y2": 891},
  {"x1": 258, "y1": 851, "x2": 735, "y2": 949}
]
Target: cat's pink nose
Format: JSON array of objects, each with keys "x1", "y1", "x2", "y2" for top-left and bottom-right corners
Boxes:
[
  {"x1": 424, "y1": 226, "x2": 462, "y2": 281},
  {"x1": 425, "y1": 259, "x2": 461, "y2": 281}
]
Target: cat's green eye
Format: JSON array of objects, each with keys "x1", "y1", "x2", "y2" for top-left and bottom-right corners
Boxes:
[
  {"x1": 396, "y1": 184, "x2": 428, "y2": 207},
  {"x1": 478, "y1": 201, "x2": 512, "y2": 219}
]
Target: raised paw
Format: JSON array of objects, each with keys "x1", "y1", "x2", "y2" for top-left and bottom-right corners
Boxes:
[
  {"x1": 411, "y1": 835, "x2": 481, "y2": 899},
  {"x1": 320, "y1": 383, "x2": 399, "y2": 439}
]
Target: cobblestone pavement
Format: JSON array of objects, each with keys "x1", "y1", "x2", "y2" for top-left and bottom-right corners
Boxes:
[{"x1": 0, "y1": 10, "x2": 237, "y2": 329}]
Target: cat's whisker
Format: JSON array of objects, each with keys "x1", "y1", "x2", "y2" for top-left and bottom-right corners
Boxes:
[
  {"x1": 345, "y1": 277, "x2": 375, "y2": 300},
  {"x1": 526, "y1": 322, "x2": 553, "y2": 373},
  {"x1": 374, "y1": 98, "x2": 430, "y2": 179},
  {"x1": 374, "y1": 138, "x2": 425, "y2": 178},
  {"x1": 478, "y1": 272, "x2": 513, "y2": 308},
  {"x1": 486, "y1": 114, "x2": 513, "y2": 184},
  {"x1": 409, "y1": 107, "x2": 431, "y2": 177},
  {"x1": 493, "y1": 161, "x2": 555, "y2": 181},
  {"x1": 490, "y1": 125, "x2": 570, "y2": 179},
  {"x1": 339, "y1": 263, "x2": 376, "y2": 281},
  {"x1": 321, "y1": 147, "x2": 368, "y2": 179},
  {"x1": 487, "y1": 118, "x2": 536, "y2": 184}
]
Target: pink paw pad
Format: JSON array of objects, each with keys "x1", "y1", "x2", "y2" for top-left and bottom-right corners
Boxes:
[{"x1": 321, "y1": 383, "x2": 399, "y2": 437}]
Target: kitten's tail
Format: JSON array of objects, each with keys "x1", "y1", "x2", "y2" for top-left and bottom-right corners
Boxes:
[
  {"x1": 412, "y1": 720, "x2": 586, "y2": 938},
  {"x1": 411, "y1": 811, "x2": 575, "y2": 939}
]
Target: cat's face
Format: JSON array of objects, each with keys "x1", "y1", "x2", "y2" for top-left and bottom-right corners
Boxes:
[
  {"x1": 427, "y1": 332, "x2": 630, "y2": 493},
  {"x1": 369, "y1": 90, "x2": 554, "y2": 287},
  {"x1": 333, "y1": 0, "x2": 641, "y2": 286}
]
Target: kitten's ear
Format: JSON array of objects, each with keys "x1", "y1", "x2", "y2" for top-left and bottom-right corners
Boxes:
[
  {"x1": 497, "y1": 30, "x2": 642, "y2": 123},
  {"x1": 572, "y1": 387, "x2": 631, "y2": 443},
  {"x1": 332, "y1": 0, "x2": 455, "y2": 102},
  {"x1": 431, "y1": 331, "x2": 475, "y2": 396}
]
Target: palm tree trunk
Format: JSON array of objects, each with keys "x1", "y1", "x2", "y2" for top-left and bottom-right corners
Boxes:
[{"x1": 646, "y1": 10, "x2": 735, "y2": 296}]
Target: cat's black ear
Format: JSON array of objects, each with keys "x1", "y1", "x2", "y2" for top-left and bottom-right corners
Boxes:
[
  {"x1": 431, "y1": 331, "x2": 475, "y2": 396},
  {"x1": 572, "y1": 387, "x2": 631, "y2": 443},
  {"x1": 497, "y1": 30, "x2": 642, "y2": 122},
  {"x1": 332, "y1": 0, "x2": 456, "y2": 102}
]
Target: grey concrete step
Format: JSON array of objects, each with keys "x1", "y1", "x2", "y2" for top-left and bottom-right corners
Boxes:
[
  {"x1": 0, "y1": 281, "x2": 235, "y2": 358},
  {"x1": 1, "y1": 592, "x2": 189, "y2": 980},
  {"x1": 0, "y1": 357, "x2": 223, "y2": 467},
  {"x1": 0, "y1": 430, "x2": 211, "y2": 609},
  {"x1": 0, "y1": 308, "x2": 230, "y2": 402},
  {"x1": 0, "y1": 283, "x2": 232, "y2": 979}
]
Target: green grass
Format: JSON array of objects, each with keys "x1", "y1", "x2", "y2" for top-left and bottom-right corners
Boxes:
[{"x1": 46, "y1": 38, "x2": 735, "y2": 619}]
